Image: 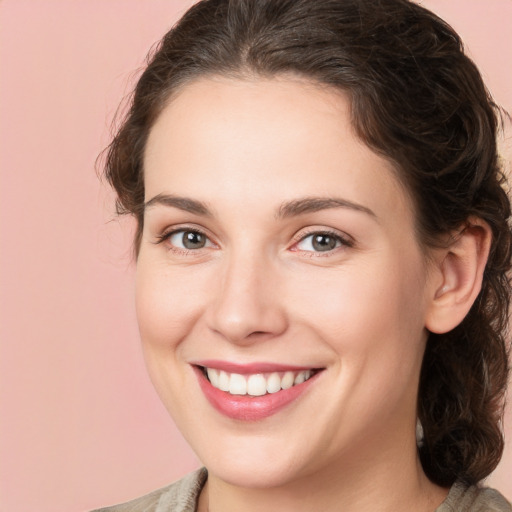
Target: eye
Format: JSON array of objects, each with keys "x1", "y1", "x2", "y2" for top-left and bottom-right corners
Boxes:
[
  {"x1": 167, "y1": 229, "x2": 213, "y2": 250},
  {"x1": 295, "y1": 231, "x2": 348, "y2": 253}
]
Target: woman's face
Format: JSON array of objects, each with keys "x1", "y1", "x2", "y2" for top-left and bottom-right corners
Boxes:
[{"x1": 137, "y1": 76, "x2": 436, "y2": 488}]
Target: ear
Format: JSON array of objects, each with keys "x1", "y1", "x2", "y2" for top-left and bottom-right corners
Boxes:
[{"x1": 425, "y1": 217, "x2": 492, "y2": 334}]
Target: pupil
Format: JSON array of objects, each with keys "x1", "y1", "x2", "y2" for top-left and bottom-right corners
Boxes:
[
  {"x1": 312, "y1": 234, "x2": 336, "y2": 251},
  {"x1": 183, "y1": 231, "x2": 205, "y2": 249}
]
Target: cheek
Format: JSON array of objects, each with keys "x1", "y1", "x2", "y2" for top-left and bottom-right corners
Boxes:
[
  {"x1": 298, "y1": 263, "x2": 416, "y2": 321},
  {"x1": 134, "y1": 257, "x2": 208, "y2": 420},
  {"x1": 135, "y1": 258, "x2": 205, "y2": 350},
  {"x1": 292, "y1": 256, "x2": 428, "y2": 361}
]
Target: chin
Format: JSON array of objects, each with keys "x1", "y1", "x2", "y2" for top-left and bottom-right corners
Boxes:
[
  {"x1": 205, "y1": 454, "x2": 305, "y2": 489},
  {"x1": 191, "y1": 424, "x2": 329, "y2": 490}
]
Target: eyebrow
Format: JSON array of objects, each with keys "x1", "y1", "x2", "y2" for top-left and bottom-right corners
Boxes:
[
  {"x1": 143, "y1": 193, "x2": 376, "y2": 219},
  {"x1": 276, "y1": 197, "x2": 376, "y2": 220},
  {"x1": 144, "y1": 194, "x2": 212, "y2": 216}
]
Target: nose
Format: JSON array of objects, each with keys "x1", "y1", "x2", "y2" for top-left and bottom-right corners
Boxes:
[{"x1": 205, "y1": 251, "x2": 288, "y2": 345}]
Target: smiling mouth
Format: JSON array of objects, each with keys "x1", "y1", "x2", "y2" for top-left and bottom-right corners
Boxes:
[{"x1": 200, "y1": 366, "x2": 320, "y2": 397}]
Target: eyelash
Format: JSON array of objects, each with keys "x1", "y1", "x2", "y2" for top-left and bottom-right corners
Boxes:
[
  {"x1": 155, "y1": 226, "x2": 354, "y2": 256},
  {"x1": 154, "y1": 227, "x2": 213, "y2": 256},
  {"x1": 291, "y1": 229, "x2": 354, "y2": 255}
]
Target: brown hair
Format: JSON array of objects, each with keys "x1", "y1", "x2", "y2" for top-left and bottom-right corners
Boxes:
[{"x1": 104, "y1": 0, "x2": 512, "y2": 487}]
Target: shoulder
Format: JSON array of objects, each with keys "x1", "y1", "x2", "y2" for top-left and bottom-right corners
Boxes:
[
  {"x1": 437, "y1": 481, "x2": 512, "y2": 512},
  {"x1": 90, "y1": 468, "x2": 208, "y2": 512}
]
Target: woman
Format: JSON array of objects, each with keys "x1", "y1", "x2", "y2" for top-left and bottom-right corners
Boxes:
[{"x1": 94, "y1": 0, "x2": 512, "y2": 510}]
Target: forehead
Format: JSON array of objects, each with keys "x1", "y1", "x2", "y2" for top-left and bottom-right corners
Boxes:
[{"x1": 143, "y1": 76, "x2": 413, "y2": 222}]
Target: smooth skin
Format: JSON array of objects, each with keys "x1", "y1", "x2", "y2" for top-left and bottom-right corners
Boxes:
[{"x1": 137, "y1": 75, "x2": 491, "y2": 512}]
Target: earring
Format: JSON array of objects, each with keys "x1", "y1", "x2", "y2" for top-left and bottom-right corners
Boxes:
[{"x1": 416, "y1": 418, "x2": 424, "y2": 447}]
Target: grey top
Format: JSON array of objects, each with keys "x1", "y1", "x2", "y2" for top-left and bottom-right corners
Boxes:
[
  {"x1": 91, "y1": 468, "x2": 512, "y2": 512},
  {"x1": 437, "y1": 481, "x2": 512, "y2": 512},
  {"x1": 91, "y1": 469, "x2": 208, "y2": 512}
]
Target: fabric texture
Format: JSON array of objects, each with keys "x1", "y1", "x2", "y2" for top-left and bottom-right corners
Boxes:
[
  {"x1": 436, "y1": 481, "x2": 512, "y2": 512},
  {"x1": 91, "y1": 468, "x2": 512, "y2": 512},
  {"x1": 91, "y1": 469, "x2": 207, "y2": 512}
]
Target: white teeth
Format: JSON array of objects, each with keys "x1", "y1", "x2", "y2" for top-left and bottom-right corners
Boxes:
[
  {"x1": 247, "y1": 374, "x2": 267, "y2": 396},
  {"x1": 266, "y1": 372, "x2": 281, "y2": 394},
  {"x1": 218, "y1": 370, "x2": 230, "y2": 392},
  {"x1": 281, "y1": 371, "x2": 294, "y2": 390},
  {"x1": 229, "y1": 373, "x2": 247, "y2": 395},
  {"x1": 294, "y1": 371, "x2": 306, "y2": 385},
  {"x1": 206, "y1": 368, "x2": 219, "y2": 387},
  {"x1": 205, "y1": 367, "x2": 316, "y2": 396}
]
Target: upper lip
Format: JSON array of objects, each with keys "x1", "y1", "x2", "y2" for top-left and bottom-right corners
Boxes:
[{"x1": 192, "y1": 359, "x2": 321, "y2": 374}]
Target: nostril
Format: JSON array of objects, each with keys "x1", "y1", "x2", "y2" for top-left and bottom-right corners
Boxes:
[
  {"x1": 206, "y1": 290, "x2": 289, "y2": 344},
  {"x1": 245, "y1": 330, "x2": 276, "y2": 341}
]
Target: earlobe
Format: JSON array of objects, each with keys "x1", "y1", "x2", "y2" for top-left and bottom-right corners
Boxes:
[{"x1": 425, "y1": 218, "x2": 491, "y2": 334}]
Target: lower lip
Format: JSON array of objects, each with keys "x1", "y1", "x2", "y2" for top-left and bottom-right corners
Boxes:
[{"x1": 194, "y1": 366, "x2": 321, "y2": 421}]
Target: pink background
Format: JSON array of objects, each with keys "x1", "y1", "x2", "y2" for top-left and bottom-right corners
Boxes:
[{"x1": 0, "y1": 1, "x2": 510, "y2": 511}]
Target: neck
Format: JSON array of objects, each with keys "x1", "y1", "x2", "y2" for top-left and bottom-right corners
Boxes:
[{"x1": 199, "y1": 429, "x2": 448, "y2": 512}]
